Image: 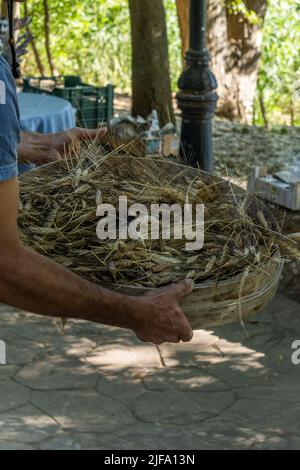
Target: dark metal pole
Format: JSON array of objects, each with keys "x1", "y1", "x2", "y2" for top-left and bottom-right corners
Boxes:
[
  {"x1": 190, "y1": 0, "x2": 205, "y2": 51},
  {"x1": 176, "y1": 0, "x2": 218, "y2": 172}
]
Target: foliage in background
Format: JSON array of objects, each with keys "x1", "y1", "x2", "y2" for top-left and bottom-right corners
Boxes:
[
  {"x1": 22, "y1": 0, "x2": 132, "y2": 91},
  {"x1": 165, "y1": 0, "x2": 182, "y2": 91},
  {"x1": 227, "y1": 0, "x2": 261, "y2": 24},
  {"x1": 22, "y1": 0, "x2": 300, "y2": 125},
  {"x1": 255, "y1": 0, "x2": 300, "y2": 126},
  {"x1": 22, "y1": 0, "x2": 182, "y2": 94}
]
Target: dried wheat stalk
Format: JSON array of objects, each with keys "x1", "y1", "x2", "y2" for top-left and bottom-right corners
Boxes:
[{"x1": 18, "y1": 145, "x2": 297, "y2": 288}]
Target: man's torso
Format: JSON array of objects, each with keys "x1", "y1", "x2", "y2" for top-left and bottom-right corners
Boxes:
[{"x1": 0, "y1": 54, "x2": 20, "y2": 181}]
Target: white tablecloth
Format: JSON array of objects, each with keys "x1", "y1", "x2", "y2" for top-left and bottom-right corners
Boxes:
[
  {"x1": 18, "y1": 92, "x2": 76, "y2": 133},
  {"x1": 17, "y1": 92, "x2": 76, "y2": 174}
]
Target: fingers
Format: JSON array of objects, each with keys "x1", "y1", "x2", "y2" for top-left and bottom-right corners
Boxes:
[
  {"x1": 137, "y1": 279, "x2": 194, "y2": 345},
  {"x1": 149, "y1": 278, "x2": 194, "y2": 298},
  {"x1": 75, "y1": 127, "x2": 107, "y2": 143},
  {"x1": 168, "y1": 278, "x2": 194, "y2": 300},
  {"x1": 47, "y1": 149, "x2": 62, "y2": 163},
  {"x1": 178, "y1": 313, "x2": 194, "y2": 343},
  {"x1": 136, "y1": 309, "x2": 193, "y2": 345}
]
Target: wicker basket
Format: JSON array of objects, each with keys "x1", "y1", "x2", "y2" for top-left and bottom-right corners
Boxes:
[
  {"x1": 106, "y1": 255, "x2": 282, "y2": 330},
  {"x1": 20, "y1": 156, "x2": 283, "y2": 330}
]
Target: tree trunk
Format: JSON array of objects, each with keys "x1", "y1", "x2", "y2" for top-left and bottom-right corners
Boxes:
[
  {"x1": 176, "y1": 0, "x2": 267, "y2": 124},
  {"x1": 129, "y1": 0, "x2": 175, "y2": 126},
  {"x1": 258, "y1": 88, "x2": 268, "y2": 128},
  {"x1": 290, "y1": 97, "x2": 295, "y2": 127},
  {"x1": 207, "y1": 0, "x2": 267, "y2": 124},
  {"x1": 176, "y1": 0, "x2": 189, "y2": 63},
  {"x1": 24, "y1": 1, "x2": 45, "y2": 76},
  {"x1": 43, "y1": 0, "x2": 58, "y2": 76}
]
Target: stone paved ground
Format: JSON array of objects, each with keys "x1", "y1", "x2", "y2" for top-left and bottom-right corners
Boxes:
[{"x1": 0, "y1": 292, "x2": 300, "y2": 450}]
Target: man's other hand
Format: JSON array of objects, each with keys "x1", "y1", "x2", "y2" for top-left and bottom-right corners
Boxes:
[
  {"x1": 132, "y1": 279, "x2": 194, "y2": 345},
  {"x1": 18, "y1": 127, "x2": 107, "y2": 164}
]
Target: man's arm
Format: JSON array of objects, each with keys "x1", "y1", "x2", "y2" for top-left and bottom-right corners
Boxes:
[
  {"x1": 0, "y1": 177, "x2": 193, "y2": 344},
  {"x1": 18, "y1": 128, "x2": 108, "y2": 164}
]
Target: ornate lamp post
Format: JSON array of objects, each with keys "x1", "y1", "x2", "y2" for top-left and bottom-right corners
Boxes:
[{"x1": 176, "y1": 0, "x2": 218, "y2": 172}]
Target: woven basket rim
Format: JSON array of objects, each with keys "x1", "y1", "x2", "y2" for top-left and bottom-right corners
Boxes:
[
  {"x1": 99, "y1": 249, "x2": 282, "y2": 293},
  {"x1": 182, "y1": 258, "x2": 283, "y2": 311}
]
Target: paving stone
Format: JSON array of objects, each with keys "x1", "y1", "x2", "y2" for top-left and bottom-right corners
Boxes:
[
  {"x1": 133, "y1": 390, "x2": 236, "y2": 425},
  {"x1": 157, "y1": 330, "x2": 225, "y2": 368},
  {"x1": 220, "y1": 397, "x2": 290, "y2": 428},
  {"x1": 85, "y1": 345, "x2": 161, "y2": 370},
  {"x1": 1, "y1": 335, "x2": 46, "y2": 366},
  {"x1": 158, "y1": 331, "x2": 268, "y2": 374},
  {"x1": 0, "y1": 365, "x2": 20, "y2": 381},
  {"x1": 143, "y1": 368, "x2": 230, "y2": 392},
  {"x1": 236, "y1": 373, "x2": 300, "y2": 403},
  {"x1": 38, "y1": 432, "x2": 100, "y2": 450},
  {"x1": 97, "y1": 371, "x2": 147, "y2": 406},
  {"x1": 15, "y1": 358, "x2": 99, "y2": 391},
  {"x1": 212, "y1": 319, "x2": 270, "y2": 343},
  {"x1": 253, "y1": 294, "x2": 292, "y2": 325},
  {"x1": 0, "y1": 404, "x2": 59, "y2": 444},
  {"x1": 31, "y1": 389, "x2": 136, "y2": 432},
  {"x1": 211, "y1": 330, "x2": 284, "y2": 357},
  {"x1": 241, "y1": 333, "x2": 284, "y2": 354},
  {"x1": 253, "y1": 434, "x2": 300, "y2": 450},
  {"x1": 66, "y1": 321, "x2": 138, "y2": 347},
  {"x1": 255, "y1": 406, "x2": 300, "y2": 436},
  {"x1": 271, "y1": 295, "x2": 300, "y2": 328},
  {"x1": 45, "y1": 336, "x2": 96, "y2": 358},
  {"x1": 38, "y1": 429, "x2": 178, "y2": 450},
  {"x1": 0, "y1": 380, "x2": 30, "y2": 413},
  {"x1": 261, "y1": 336, "x2": 300, "y2": 374},
  {"x1": 95, "y1": 423, "x2": 227, "y2": 450},
  {"x1": 0, "y1": 291, "x2": 299, "y2": 449},
  {"x1": 0, "y1": 441, "x2": 35, "y2": 450},
  {"x1": 0, "y1": 305, "x2": 22, "y2": 325},
  {"x1": 64, "y1": 319, "x2": 113, "y2": 337},
  {"x1": 185, "y1": 419, "x2": 257, "y2": 449},
  {"x1": 205, "y1": 357, "x2": 270, "y2": 388},
  {"x1": 0, "y1": 320, "x2": 59, "y2": 343}
]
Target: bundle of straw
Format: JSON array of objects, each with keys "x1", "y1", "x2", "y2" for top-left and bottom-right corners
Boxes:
[{"x1": 18, "y1": 147, "x2": 295, "y2": 289}]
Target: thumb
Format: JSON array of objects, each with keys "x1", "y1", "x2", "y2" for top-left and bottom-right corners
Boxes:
[
  {"x1": 169, "y1": 278, "x2": 194, "y2": 301},
  {"x1": 75, "y1": 127, "x2": 107, "y2": 143}
]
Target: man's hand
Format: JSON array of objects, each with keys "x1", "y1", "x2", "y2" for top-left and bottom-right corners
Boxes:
[
  {"x1": 132, "y1": 280, "x2": 194, "y2": 345},
  {"x1": 18, "y1": 127, "x2": 107, "y2": 164}
]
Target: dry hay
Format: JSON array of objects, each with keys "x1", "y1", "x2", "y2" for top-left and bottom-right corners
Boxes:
[{"x1": 18, "y1": 146, "x2": 297, "y2": 289}]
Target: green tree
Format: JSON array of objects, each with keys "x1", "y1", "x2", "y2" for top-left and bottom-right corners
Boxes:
[
  {"x1": 22, "y1": 0, "x2": 131, "y2": 90},
  {"x1": 20, "y1": 0, "x2": 300, "y2": 127},
  {"x1": 256, "y1": 0, "x2": 300, "y2": 126}
]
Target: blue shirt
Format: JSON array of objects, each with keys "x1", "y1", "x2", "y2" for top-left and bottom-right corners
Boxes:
[{"x1": 0, "y1": 55, "x2": 20, "y2": 181}]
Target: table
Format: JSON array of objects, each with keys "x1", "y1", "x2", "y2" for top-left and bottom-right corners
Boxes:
[
  {"x1": 17, "y1": 92, "x2": 76, "y2": 174},
  {"x1": 18, "y1": 92, "x2": 76, "y2": 134}
]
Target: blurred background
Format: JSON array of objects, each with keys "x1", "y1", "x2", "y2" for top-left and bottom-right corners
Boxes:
[{"x1": 16, "y1": 0, "x2": 300, "y2": 128}]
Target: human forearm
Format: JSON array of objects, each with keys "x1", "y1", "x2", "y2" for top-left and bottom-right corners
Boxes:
[
  {"x1": 0, "y1": 242, "x2": 139, "y2": 329},
  {"x1": 18, "y1": 127, "x2": 108, "y2": 164},
  {"x1": 18, "y1": 131, "x2": 57, "y2": 164}
]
